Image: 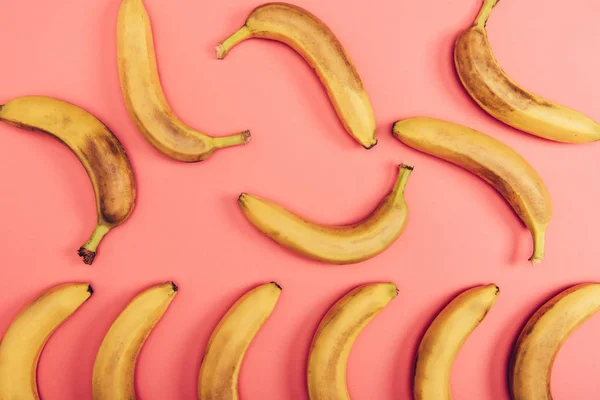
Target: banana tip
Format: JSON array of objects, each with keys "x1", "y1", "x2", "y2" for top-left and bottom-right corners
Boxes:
[
  {"x1": 364, "y1": 139, "x2": 378, "y2": 150},
  {"x1": 271, "y1": 281, "x2": 282, "y2": 290},
  {"x1": 238, "y1": 193, "x2": 247, "y2": 204},
  {"x1": 87, "y1": 285, "x2": 95, "y2": 295},
  {"x1": 77, "y1": 247, "x2": 96, "y2": 265},
  {"x1": 171, "y1": 281, "x2": 179, "y2": 292},
  {"x1": 529, "y1": 257, "x2": 543, "y2": 266},
  {"x1": 399, "y1": 163, "x2": 414, "y2": 171}
]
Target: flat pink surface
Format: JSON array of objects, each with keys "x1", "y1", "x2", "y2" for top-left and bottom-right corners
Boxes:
[{"x1": 1, "y1": 0, "x2": 600, "y2": 398}]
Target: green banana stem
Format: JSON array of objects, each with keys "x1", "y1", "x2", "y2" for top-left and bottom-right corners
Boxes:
[
  {"x1": 474, "y1": 0, "x2": 500, "y2": 28},
  {"x1": 78, "y1": 223, "x2": 111, "y2": 265},
  {"x1": 394, "y1": 164, "x2": 414, "y2": 194},
  {"x1": 213, "y1": 130, "x2": 251, "y2": 149},
  {"x1": 216, "y1": 26, "x2": 251, "y2": 59}
]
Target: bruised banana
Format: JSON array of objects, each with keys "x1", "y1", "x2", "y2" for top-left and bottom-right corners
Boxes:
[
  {"x1": 238, "y1": 164, "x2": 412, "y2": 264},
  {"x1": 455, "y1": 0, "x2": 600, "y2": 143},
  {"x1": 117, "y1": 0, "x2": 250, "y2": 162},
  {"x1": 217, "y1": 3, "x2": 376, "y2": 148},
  {"x1": 0, "y1": 283, "x2": 93, "y2": 399},
  {"x1": 199, "y1": 282, "x2": 282, "y2": 400},
  {"x1": 510, "y1": 283, "x2": 600, "y2": 400},
  {"x1": 393, "y1": 117, "x2": 551, "y2": 264},
  {"x1": 414, "y1": 284, "x2": 499, "y2": 400},
  {"x1": 307, "y1": 283, "x2": 397, "y2": 400},
  {"x1": 0, "y1": 96, "x2": 136, "y2": 265},
  {"x1": 92, "y1": 282, "x2": 178, "y2": 400}
]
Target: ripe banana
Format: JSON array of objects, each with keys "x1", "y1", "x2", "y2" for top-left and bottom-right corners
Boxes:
[
  {"x1": 0, "y1": 283, "x2": 93, "y2": 399},
  {"x1": 216, "y1": 3, "x2": 376, "y2": 148},
  {"x1": 198, "y1": 282, "x2": 282, "y2": 400},
  {"x1": 392, "y1": 117, "x2": 551, "y2": 264},
  {"x1": 455, "y1": 0, "x2": 600, "y2": 143},
  {"x1": 238, "y1": 164, "x2": 412, "y2": 264},
  {"x1": 414, "y1": 284, "x2": 499, "y2": 400},
  {"x1": 0, "y1": 96, "x2": 136, "y2": 265},
  {"x1": 510, "y1": 283, "x2": 600, "y2": 400},
  {"x1": 307, "y1": 283, "x2": 397, "y2": 400},
  {"x1": 117, "y1": 0, "x2": 250, "y2": 162},
  {"x1": 92, "y1": 281, "x2": 178, "y2": 399}
]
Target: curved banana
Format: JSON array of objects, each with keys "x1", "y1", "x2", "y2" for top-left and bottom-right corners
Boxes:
[
  {"x1": 0, "y1": 283, "x2": 93, "y2": 399},
  {"x1": 414, "y1": 284, "x2": 499, "y2": 400},
  {"x1": 92, "y1": 282, "x2": 178, "y2": 399},
  {"x1": 393, "y1": 117, "x2": 551, "y2": 264},
  {"x1": 0, "y1": 96, "x2": 136, "y2": 265},
  {"x1": 117, "y1": 0, "x2": 250, "y2": 162},
  {"x1": 307, "y1": 283, "x2": 397, "y2": 400},
  {"x1": 510, "y1": 283, "x2": 600, "y2": 400},
  {"x1": 217, "y1": 3, "x2": 376, "y2": 148},
  {"x1": 455, "y1": 0, "x2": 600, "y2": 143},
  {"x1": 198, "y1": 282, "x2": 282, "y2": 399},
  {"x1": 238, "y1": 164, "x2": 411, "y2": 264}
]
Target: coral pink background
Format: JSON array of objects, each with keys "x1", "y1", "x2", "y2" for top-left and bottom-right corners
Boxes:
[{"x1": 1, "y1": 0, "x2": 599, "y2": 398}]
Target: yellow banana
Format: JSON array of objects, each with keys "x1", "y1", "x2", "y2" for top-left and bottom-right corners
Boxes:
[
  {"x1": 238, "y1": 164, "x2": 412, "y2": 264},
  {"x1": 510, "y1": 283, "x2": 600, "y2": 400},
  {"x1": 392, "y1": 117, "x2": 551, "y2": 264},
  {"x1": 0, "y1": 283, "x2": 93, "y2": 399},
  {"x1": 0, "y1": 96, "x2": 136, "y2": 265},
  {"x1": 92, "y1": 282, "x2": 178, "y2": 399},
  {"x1": 455, "y1": 0, "x2": 600, "y2": 143},
  {"x1": 117, "y1": 0, "x2": 250, "y2": 162},
  {"x1": 414, "y1": 284, "x2": 499, "y2": 400},
  {"x1": 217, "y1": 2, "x2": 376, "y2": 148},
  {"x1": 307, "y1": 283, "x2": 397, "y2": 400},
  {"x1": 198, "y1": 282, "x2": 282, "y2": 400}
]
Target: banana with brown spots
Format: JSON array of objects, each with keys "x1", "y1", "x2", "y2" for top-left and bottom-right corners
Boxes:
[
  {"x1": 216, "y1": 3, "x2": 377, "y2": 148},
  {"x1": 510, "y1": 283, "x2": 600, "y2": 399},
  {"x1": 392, "y1": 117, "x2": 551, "y2": 264},
  {"x1": 455, "y1": 0, "x2": 600, "y2": 143},
  {"x1": 117, "y1": 0, "x2": 250, "y2": 162},
  {"x1": 0, "y1": 96, "x2": 136, "y2": 265}
]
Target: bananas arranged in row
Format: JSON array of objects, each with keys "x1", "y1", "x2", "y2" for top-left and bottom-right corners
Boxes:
[
  {"x1": 0, "y1": 96, "x2": 136, "y2": 265},
  {"x1": 3, "y1": 281, "x2": 598, "y2": 399}
]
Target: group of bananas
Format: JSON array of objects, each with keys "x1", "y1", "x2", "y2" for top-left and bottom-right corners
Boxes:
[
  {"x1": 3, "y1": 0, "x2": 596, "y2": 266},
  {"x1": 1, "y1": 281, "x2": 599, "y2": 399},
  {"x1": 0, "y1": 0, "x2": 598, "y2": 398}
]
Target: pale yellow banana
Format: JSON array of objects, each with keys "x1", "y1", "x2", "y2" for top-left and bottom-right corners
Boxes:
[
  {"x1": 307, "y1": 283, "x2": 397, "y2": 400},
  {"x1": 238, "y1": 164, "x2": 412, "y2": 264},
  {"x1": 0, "y1": 96, "x2": 136, "y2": 264},
  {"x1": 92, "y1": 282, "x2": 178, "y2": 399},
  {"x1": 455, "y1": 0, "x2": 600, "y2": 143},
  {"x1": 414, "y1": 284, "x2": 499, "y2": 400},
  {"x1": 510, "y1": 283, "x2": 600, "y2": 400},
  {"x1": 0, "y1": 283, "x2": 93, "y2": 399},
  {"x1": 217, "y1": 2, "x2": 376, "y2": 148},
  {"x1": 117, "y1": 0, "x2": 250, "y2": 162},
  {"x1": 198, "y1": 282, "x2": 282, "y2": 400},
  {"x1": 393, "y1": 117, "x2": 551, "y2": 264}
]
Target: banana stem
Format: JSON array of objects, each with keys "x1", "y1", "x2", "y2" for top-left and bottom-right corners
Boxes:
[
  {"x1": 213, "y1": 130, "x2": 251, "y2": 149},
  {"x1": 216, "y1": 26, "x2": 251, "y2": 59},
  {"x1": 474, "y1": 0, "x2": 500, "y2": 28},
  {"x1": 394, "y1": 164, "x2": 414, "y2": 193},
  {"x1": 78, "y1": 223, "x2": 111, "y2": 265},
  {"x1": 529, "y1": 230, "x2": 545, "y2": 265}
]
